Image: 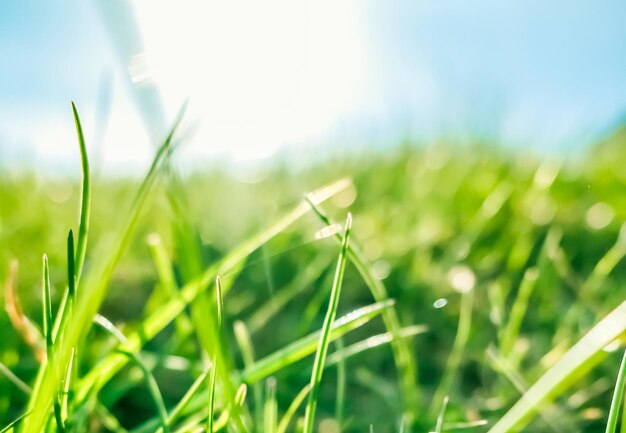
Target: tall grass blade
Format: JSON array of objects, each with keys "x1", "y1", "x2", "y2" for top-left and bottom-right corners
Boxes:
[
  {"x1": 430, "y1": 287, "x2": 475, "y2": 418},
  {"x1": 606, "y1": 349, "x2": 626, "y2": 433},
  {"x1": 71, "y1": 101, "x2": 90, "y2": 282},
  {"x1": 264, "y1": 378, "x2": 278, "y2": 433},
  {"x1": 305, "y1": 198, "x2": 420, "y2": 426},
  {"x1": 499, "y1": 267, "x2": 539, "y2": 357},
  {"x1": 207, "y1": 276, "x2": 223, "y2": 433},
  {"x1": 303, "y1": 213, "x2": 352, "y2": 433},
  {"x1": 488, "y1": 300, "x2": 626, "y2": 433},
  {"x1": 42, "y1": 255, "x2": 65, "y2": 433},
  {"x1": 276, "y1": 384, "x2": 311, "y2": 433},
  {"x1": 233, "y1": 320, "x2": 263, "y2": 427}
]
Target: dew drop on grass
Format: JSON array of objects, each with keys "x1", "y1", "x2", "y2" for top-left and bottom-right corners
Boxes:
[
  {"x1": 314, "y1": 224, "x2": 341, "y2": 240},
  {"x1": 433, "y1": 298, "x2": 448, "y2": 309}
]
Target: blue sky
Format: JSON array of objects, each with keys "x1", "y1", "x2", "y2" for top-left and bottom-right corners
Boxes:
[{"x1": 1, "y1": 1, "x2": 626, "y2": 173}]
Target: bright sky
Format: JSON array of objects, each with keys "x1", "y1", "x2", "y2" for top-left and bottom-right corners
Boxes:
[{"x1": 1, "y1": 1, "x2": 626, "y2": 174}]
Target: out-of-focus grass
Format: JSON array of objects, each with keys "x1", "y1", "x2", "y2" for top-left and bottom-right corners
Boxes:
[{"x1": 1, "y1": 122, "x2": 626, "y2": 431}]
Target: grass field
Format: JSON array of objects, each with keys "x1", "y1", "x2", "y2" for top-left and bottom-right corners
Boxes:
[{"x1": 1, "y1": 109, "x2": 626, "y2": 432}]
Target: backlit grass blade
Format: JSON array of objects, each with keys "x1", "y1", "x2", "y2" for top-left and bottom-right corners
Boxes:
[
  {"x1": 264, "y1": 378, "x2": 278, "y2": 433},
  {"x1": 21, "y1": 104, "x2": 186, "y2": 433},
  {"x1": 305, "y1": 198, "x2": 420, "y2": 425},
  {"x1": 335, "y1": 337, "x2": 346, "y2": 427},
  {"x1": 239, "y1": 299, "x2": 394, "y2": 383},
  {"x1": 207, "y1": 276, "x2": 223, "y2": 433},
  {"x1": 0, "y1": 412, "x2": 31, "y2": 433},
  {"x1": 42, "y1": 255, "x2": 65, "y2": 433},
  {"x1": 488, "y1": 300, "x2": 626, "y2": 433},
  {"x1": 303, "y1": 213, "x2": 352, "y2": 433},
  {"x1": 431, "y1": 287, "x2": 475, "y2": 418},
  {"x1": 146, "y1": 234, "x2": 193, "y2": 344},
  {"x1": 499, "y1": 267, "x2": 539, "y2": 357},
  {"x1": 94, "y1": 314, "x2": 170, "y2": 433},
  {"x1": 71, "y1": 101, "x2": 90, "y2": 282},
  {"x1": 233, "y1": 320, "x2": 263, "y2": 427},
  {"x1": 325, "y1": 325, "x2": 428, "y2": 367},
  {"x1": 75, "y1": 178, "x2": 351, "y2": 401},
  {"x1": 276, "y1": 385, "x2": 311, "y2": 433},
  {"x1": 0, "y1": 361, "x2": 31, "y2": 395},
  {"x1": 434, "y1": 395, "x2": 449, "y2": 433},
  {"x1": 606, "y1": 349, "x2": 626, "y2": 433}
]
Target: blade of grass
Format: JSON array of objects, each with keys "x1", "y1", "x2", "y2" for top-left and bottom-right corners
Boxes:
[
  {"x1": 264, "y1": 378, "x2": 278, "y2": 433},
  {"x1": 276, "y1": 384, "x2": 311, "y2": 433},
  {"x1": 42, "y1": 255, "x2": 65, "y2": 433},
  {"x1": 500, "y1": 267, "x2": 539, "y2": 357},
  {"x1": 485, "y1": 346, "x2": 576, "y2": 432},
  {"x1": 434, "y1": 395, "x2": 449, "y2": 433},
  {"x1": 233, "y1": 320, "x2": 263, "y2": 427},
  {"x1": 22, "y1": 104, "x2": 186, "y2": 433},
  {"x1": 94, "y1": 314, "x2": 169, "y2": 433},
  {"x1": 430, "y1": 287, "x2": 475, "y2": 418},
  {"x1": 325, "y1": 325, "x2": 428, "y2": 367},
  {"x1": 146, "y1": 233, "x2": 193, "y2": 338},
  {"x1": 0, "y1": 361, "x2": 31, "y2": 395},
  {"x1": 488, "y1": 299, "x2": 626, "y2": 433},
  {"x1": 239, "y1": 299, "x2": 394, "y2": 383},
  {"x1": 606, "y1": 349, "x2": 626, "y2": 433},
  {"x1": 207, "y1": 276, "x2": 223, "y2": 433},
  {"x1": 75, "y1": 178, "x2": 351, "y2": 402},
  {"x1": 303, "y1": 213, "x2": 352, "y2": 433},
  {"x1": 305, "y1": 198, "x2": 420, "y2": 425},
  {"x1": 335, "y1": 337, "x2": 346, "y2": 427},
  {"x1": 0, "y1": 412, "x2": 31, "y2": 433},
  {"x1": 71, "y1": 101, "x2": 90, "y2": 283}
]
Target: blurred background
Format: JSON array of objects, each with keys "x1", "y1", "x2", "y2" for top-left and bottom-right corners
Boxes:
[{"x1": 2, "y1": 0, "x2": 626, "y2": 174}]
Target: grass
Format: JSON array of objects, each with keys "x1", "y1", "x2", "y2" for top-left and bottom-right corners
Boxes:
[{"x1": 1, "y1": 106, "x2": 626, "y2": 432}]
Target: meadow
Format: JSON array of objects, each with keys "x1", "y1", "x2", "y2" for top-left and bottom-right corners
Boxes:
[{"x1": 1, "y1": 109, "x2": 626, "y2": 432}]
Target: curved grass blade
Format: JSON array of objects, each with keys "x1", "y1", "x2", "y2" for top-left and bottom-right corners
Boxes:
[
  {"x1": 71, "y1": 101, "x2": 91, "y2": 283},
  {"x1": 276, "y1": 384, "x2": 311, "y2": 433},
  {"x1": 74, "y1": 178, "x2": 351, "y2": 402},
  {"x1": 606, "y1": 349, "x2": 626, "y2": 433},
  {"x1": 94, "y1": 314, "x2": 169, "y2": 433},
  {"x1": 305, "y1": 198, "x2": 420, "y2": 425},
  {"x1": 488, "y1": 300, "x2": 626, "y2": 433},
  {"x1": 303, "y1": 213, "x2": 352, "y2": 433},
  {"x1": 239, "y1": 299, "x2": 394, "y2": 384},
  {"x1": 325, "y1": 325, "x2": 428, "y2": 367}
]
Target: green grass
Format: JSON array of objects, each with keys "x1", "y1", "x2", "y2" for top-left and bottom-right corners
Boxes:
[{"x1": 1, "y1": 106, "x2": 626, "y2": 432}]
